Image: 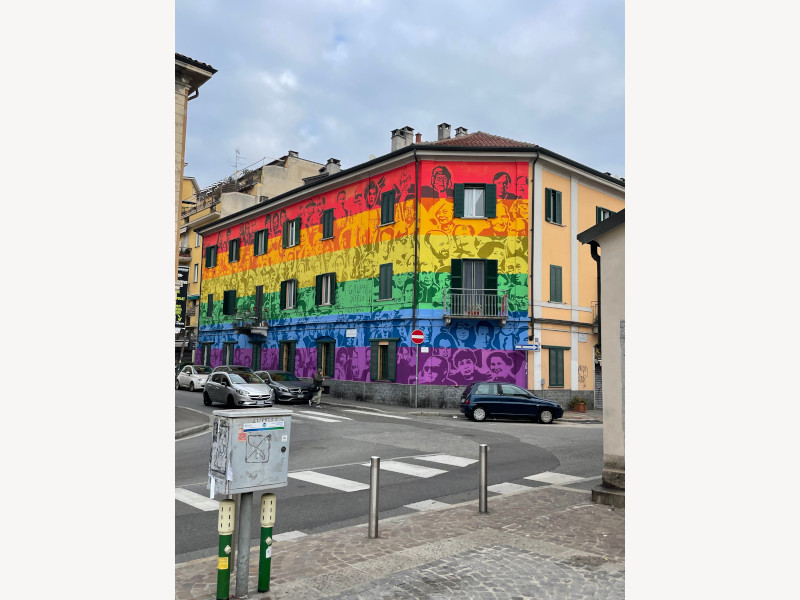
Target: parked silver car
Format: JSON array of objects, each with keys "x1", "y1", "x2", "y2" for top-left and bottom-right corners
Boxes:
[
  {"x1": 203, "y1": 371, "x2": 274, "y2": 408},
  {"x1": 176, "y1": 365, "x2": 213, "y2": 392}
]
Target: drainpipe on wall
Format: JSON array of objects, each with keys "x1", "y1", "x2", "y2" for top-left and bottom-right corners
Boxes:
[
  {"x1": 527, "y1": 155, "x2": 539, "y2": 341},
  {"x1": 589, "y1": 241, "x2": 601, "y2": 349}
]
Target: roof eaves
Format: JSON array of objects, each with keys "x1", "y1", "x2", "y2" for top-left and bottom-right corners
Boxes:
[{"x1": 577, "y1": 209, "x2": 626, "y2": 244}]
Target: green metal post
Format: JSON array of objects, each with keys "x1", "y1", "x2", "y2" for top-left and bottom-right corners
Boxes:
[
  {"x1": 216, "y1": 499, "x2": 235, "y2": 600},
  {"x1": 258, "y1": 493, "x2": 277, "y2": 592}
]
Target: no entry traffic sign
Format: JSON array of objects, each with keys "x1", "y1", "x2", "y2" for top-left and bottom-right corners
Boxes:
[{"x1": 411, "y1": 329, "x2": 425, "y2": 345}]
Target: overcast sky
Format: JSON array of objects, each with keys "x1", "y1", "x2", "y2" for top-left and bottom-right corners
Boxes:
[{"x1": 176, "y1": 0, "x2": 624, "y2": 188}]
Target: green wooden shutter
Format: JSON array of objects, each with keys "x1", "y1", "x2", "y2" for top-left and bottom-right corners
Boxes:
[
  {"x1": 207, "y1": 294, "x2": 213, "y2": 318},
  {"x1": 387, "y1": 341, "x2": 397, "y2": 382},
  {"x1": 485, "y1": 259, "x2": 498, "y2": 292},
  {"x1": 453, "y1": 184, "x2": 465, "y2": 217},
  {"x1": 294, "y1": 217, "x2": 301, "y2": 246},
  {"x1": 280, "y1": 281, "x2": 287, "y2": 310},
  {"x1": 282, "y1": 223, "x2": 289, "y2": 248},
  {"x1": 330, "y1": 273, "x2": 337, "y2": 305},
  {"x1": 255, "y1": 285, "x2": 263, "y2": 319},
  {"x1": 484, "y1": 184, "x2": 497, "y2": 218},
  {"x1": 316, "y1": 344, "x2": 323, "y2": 371},
  {"x1": 315, "y1": 275, "x2": 322, "y2": 305},
  {"x1": 292, "y1": 279, "x2": 298, "y2": 307},
  {"x1": 451, "y1": 259, "x2": 463, "y2": 290},
  {"x1": 288, "y1": 342, "x2": 296, "y2": 374},
  {"x1": 370, "y1": 341, "x2": 379, "y2": 381},
  {"x1": 326, "y1": 342, "x2": 335, "y2": 377},
  {"x1": 555, "y1": 191, "x2": 562, "y2": 224},
  {"x1": 550, "y1": 266, "x2": 562, "y2": 302},
  {"x1": 596, "y1": 207, "x2": 602, "y2": 224},
  {"x1": 388, "y1": 191, "x2": 395, "y2": 222},
  {"x1": 545, "y1": 189, "x2": 552, "y2": 221}
]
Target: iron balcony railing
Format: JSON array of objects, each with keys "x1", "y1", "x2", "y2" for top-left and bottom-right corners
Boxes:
[
  {"x1": 443, "y1": 288, "x2": 508, "y2": 325},
  {"x1": 233, "y1": 309, "x2": 268, "y2": 332}
]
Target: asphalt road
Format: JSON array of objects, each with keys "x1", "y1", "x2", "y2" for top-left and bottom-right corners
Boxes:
[{"x1": 175, "y1": 389, "x2": 602, "y2": 563}]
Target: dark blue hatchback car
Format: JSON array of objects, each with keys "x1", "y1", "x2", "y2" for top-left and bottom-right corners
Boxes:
[{"x1": 459, "y1": 382, "x2": 564, "y2": 424}]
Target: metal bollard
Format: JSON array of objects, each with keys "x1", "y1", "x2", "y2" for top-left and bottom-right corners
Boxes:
[
  {"x1": 216, "y1": 500, "x2": 235, "y2": 600},
  {"x1": 479, "y1": 444, "x2": 488, "y2": 513},
  {"x1": 258, "y1": 493, "x2": 276, "y2": 592},
  {"x1": 368, "y1": 456, "x2": 380, "y2": 538},
  {"x1": 235, "y1": 492, "x2": 253, "y2": 598}
]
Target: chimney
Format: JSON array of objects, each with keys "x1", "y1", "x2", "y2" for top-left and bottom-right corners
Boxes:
[
  {"x1": 391, "y1": 126, "x2": 415, "y2": 151},
  {"x1": 455, "y1": 127, "x2": 468, "y2": 138},
  {"x1": 437, "y1": 123, "x2": 451, "y2": 141},
  {"x1": 324, "y1": 158, "x2": 341, "y2": 175},
  {"x1": 415, "y1": 133, "x2": 422, "y2": 143},
  {"x1": 288, "y1": 150, "x2": 298, "y2": 158}
]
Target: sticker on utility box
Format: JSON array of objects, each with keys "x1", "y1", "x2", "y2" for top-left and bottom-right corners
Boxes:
[{"x1": 243, "y1": 420, "x2": 285, "y2": 432}]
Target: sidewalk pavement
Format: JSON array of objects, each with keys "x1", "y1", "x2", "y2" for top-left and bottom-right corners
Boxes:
[{"x1": 176, "y1": 401, "x2": 618, "y2": 598}]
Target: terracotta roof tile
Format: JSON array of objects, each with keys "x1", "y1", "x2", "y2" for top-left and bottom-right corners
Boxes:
[
  {"x1": 175, "y1": 53, "x2": 218, "y2": 74},
  {"x1": 427, "y1": 131, "x2": 538, "y2": 148}
]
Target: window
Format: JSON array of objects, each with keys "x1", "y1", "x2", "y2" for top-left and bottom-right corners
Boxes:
[
  {"x1": 596, "y1": 207, "x2": 616, "y2": 224},
  {"x1": 315, "y1": 273, "x2": 336, "y2": 306},
  {"x1": 200, "y1": 343, "x2": 212, "y2": 366},
  {"x1": 450, "y1": 258, "x2": 498, "y2": 315},
  {"x1": 255, "y1": 285, "x2": 264, "y2": 320},
  {"x1": 282, "y1": 217, "x2": 301, "y2": 248},
  {"x1": 547, "y1": 347, "x2": 565, "y2": 387},
  {"x1": 549, "y1": 265, "x2": 562, "y2": 303},
  {"x1": 205, "y1": 245, "x2": 218, "y2": 268},
  {"x1": 254, "y1": 230, "x2": 268, "y2": 255},
  {"x1": 223, "y1": 343, "x2": 236, "y2": 366},
  {"x1": 223, "y1": 289, "x2": 237, "y2": 315},
  {"x1": 279, "y1": 340, "x2": 296, "y2": 373},
  {"x1": 251, "y1": 343, "x2": 262, "y2": 371},
  {"x1": 195, "y1": 232, "x2": 201, "y2": 247},
  {"x1": 370, "y1": 340, "x2": 398, "y2": 382},
  {"x1": 228, "y1": 239, "x2": 240, "y2": 262},
  {"x1": 322, "y1": 209, "x2": 335, "y2": 239},
  {"x1": 379, "y1": 263, "x2": 393, "y2": 300},
  {"x1": 193, "y1": 263, "x2": 199, "y2": 283},
  {"x1": 316, "y1": 339, "x2": 336, "y2": 377},
  {"x1": 280, "y1": 279, "x2": 297, "y2": 310},
  {"x1": 380, "y1": 190, "x2": 395, "y2": 225},
  {"x1": 454, "y1": 184, "x2": 497, "y2": 218},
  {"x1": 206, "y1": 293, "x2": 213, "y2": 318},
  {"x1": 545, "y1": 188, "x2": 562, "y2": 224}
]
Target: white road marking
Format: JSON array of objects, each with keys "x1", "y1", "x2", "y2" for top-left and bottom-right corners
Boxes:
[
  {"x1": 361, "y1": 460, "x2": 447, "y2": 478},
  {"x1": 273, "y1": 531, "x2": 308, "y2": 542},
  {"x1": 415, "y1": 454, "x2": 477, "y2": 467},
  {"x1": 343, "y1": 410, "x2": 410, "y2": 420},
  {"x1": 524, "y1": 472, "x2": 586, "y2": 485},
  {"x1": 175, "y1": 488, "x2": 219, "y2": 511},
  {"x1": 296, "y1": 411, "x2": 353, "y2": 420},
  {"x1": 292, "y1": 413, "x2": 343, "y2": 423},
  {"x1": 405, "y1": 500, "x2": 451, "y2": 511},
  {"x1": 288, "y1": 471, "x2": 370, "y2": 492},
  {"x1": 487, "y1": 482, "x2": 533, "y2": 495}
]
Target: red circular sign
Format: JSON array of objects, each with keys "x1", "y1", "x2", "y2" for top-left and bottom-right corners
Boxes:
[{"x1": 411, "y1": 329, "x2": 425, "y2": 344}]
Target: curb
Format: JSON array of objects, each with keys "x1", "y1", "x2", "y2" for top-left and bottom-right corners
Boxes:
[{"x1": 175, "y1": 406, "x2": 213, "y2": 440}]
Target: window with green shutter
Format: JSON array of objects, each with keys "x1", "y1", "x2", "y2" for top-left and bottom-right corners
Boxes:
[
  {"x1": 283, "y1": 218, "x2": 301, "y2": 248},
  {"x1": 316, "y1": 338, "x2": 336, "y2": 377},
  {"x1": 223, "y1": 342, "x2": 236, "y2": 365},
  {"x1": 206, "y1": 294, "x2": 213, "y2": 318},
  {"x1": 280, "y1": 280, "x2": 297, "y2": 310},
  {"x1": 316, "y1": 273, "x2": 336, "y2": 306},
  {"x1": 254, "y1": 230, "x2": 268, "y2": 255},
  {"x1": 453, "y1": 184, "x2": 496, "y2": 218},
  {"x1": 255, "y1": 285, "x2": 264, "y2": 320},
  {"x1": 545, "y1": 188, "x2": 563, "y2": 224},
  {"x1": 223, "y1": 289, "x2": 237, "y2": 315},
  {"x1": 380, "y1": 190, "x2": 395, "y2": 225},
  {"x1": 369, "y1": 339, "x2": 398, "y2": 382},
  {"x1": 548, "y1": 348, "x2": 565, "y2": 387},
  {"x1": 379, "y1": 263, "x2": 393, "y2": 300},
  {"x1": 322, "y1": 209, "x2": 334, "y2": 239},
  {"x1": 279, "y1": 340, "x2": 296, "y2": 373},
  {"x1": 205, "y1": 245, "x2": 218, "y2": 268},
  {"x1": 596, "y1": 207, "x2": 615, "y2": 224},
  {"x1": 251, "y1": 343, "x2": 262, "y2": 371},
  {"x1": 229, "y1": 238, "x2": 240, "y2": 262},
  {"x1": 549, "y1": 265, "x2": 562, "y2": 303}
]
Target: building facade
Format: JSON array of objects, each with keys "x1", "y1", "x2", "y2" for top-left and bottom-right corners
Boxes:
[{"x1": 196, "y1": 125, "x2": 624, "y2": 408}]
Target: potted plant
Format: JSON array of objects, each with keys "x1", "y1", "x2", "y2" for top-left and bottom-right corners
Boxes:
[{"x1": 569, "y1": 396, "x2": 587, "y2": 413}]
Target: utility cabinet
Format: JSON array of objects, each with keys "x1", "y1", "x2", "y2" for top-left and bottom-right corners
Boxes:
[{"x1": 207, "y1": 408, "x2": 292, "y2": 495}]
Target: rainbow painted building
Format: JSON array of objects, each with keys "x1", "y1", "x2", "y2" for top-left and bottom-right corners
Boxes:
[{"x1": 196, "y1": 125, "x2": 624, "y2": 407}]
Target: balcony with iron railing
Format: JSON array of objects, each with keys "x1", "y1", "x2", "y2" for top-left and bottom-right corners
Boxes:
[
  {"x1": 443, "y1": 288, "x2": 508, "y2": 325},
  {"x1": 233, "y1": 309, "x2": 269, "y2": 335}
]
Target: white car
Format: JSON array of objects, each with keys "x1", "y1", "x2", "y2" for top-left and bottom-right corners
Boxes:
[
  {"x1": 176, "y1": 365, "x2": 213, "y2": 392},
  {"x1": 203, "y1": 372, "x2": 274, "y2": 408}
]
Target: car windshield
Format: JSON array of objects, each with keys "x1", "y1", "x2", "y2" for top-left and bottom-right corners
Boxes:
[
  {"x1": 271, "y1": 372, "x2": 299, "y2": 382},
  {"x1": 194, "y1": 366, "x2": 212, "y2": 374},
  {"x1": 229, "y1": 373, "x2": 263, "y2": 384}
]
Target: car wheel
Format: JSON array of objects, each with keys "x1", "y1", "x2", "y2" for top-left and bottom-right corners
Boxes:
[
  {"x1": 189, "y1": 382, "x2": 195, "y2": 392},
  {"x1": 203, "y1": 392, "x2": 211, "y2": 407},
  {"x1": 175, "y1": 379, "x2": 180, "y2": 390},
  {"x1": 472, "y1": 407, "x2": 487, "y2": 422},
  {"x1": 227, "y1": 395, "x2": 236, "y2": 408},
  {"x1": 539, "y1": 409, "x2": 554, "y2": 424}
]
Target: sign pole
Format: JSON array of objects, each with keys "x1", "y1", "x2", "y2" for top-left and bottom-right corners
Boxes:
[{"x1": 415, "y1": 345, "x2": 419, "y2": 409}]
